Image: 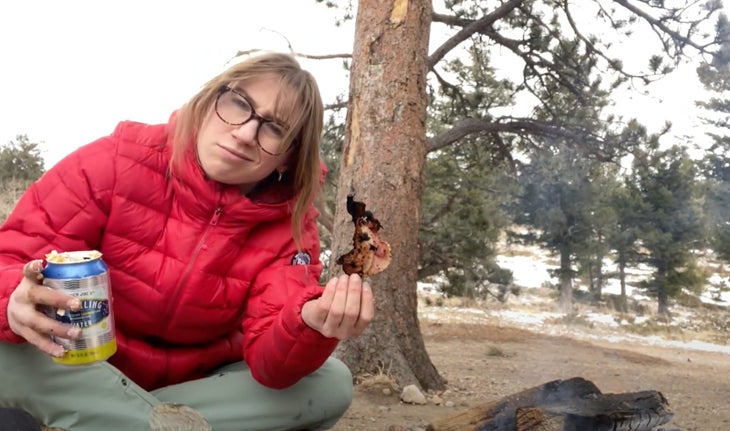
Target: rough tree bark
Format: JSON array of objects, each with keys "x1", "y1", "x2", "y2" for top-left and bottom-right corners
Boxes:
[{"x1": 329, "y1": 0, "x2": 444, "y2": 390}]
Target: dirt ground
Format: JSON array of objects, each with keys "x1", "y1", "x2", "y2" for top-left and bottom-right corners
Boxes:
[{"x1": 331, "y1": 320, "x2": 730, "y2": 431}]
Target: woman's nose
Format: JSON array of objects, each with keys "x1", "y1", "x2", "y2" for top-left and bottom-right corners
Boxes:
[{"x1": 231, "y1": 118, "x2": 261, "y2": 143}]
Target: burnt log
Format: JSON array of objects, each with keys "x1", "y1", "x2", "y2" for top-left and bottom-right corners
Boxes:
[{"x1": 426, "y1": 377, "x2": 673, "y2": 431}]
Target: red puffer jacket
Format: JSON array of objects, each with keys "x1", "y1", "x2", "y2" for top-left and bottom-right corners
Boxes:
[{"x1": 0, "y1": 118, "x2": 338, "y2": 391}]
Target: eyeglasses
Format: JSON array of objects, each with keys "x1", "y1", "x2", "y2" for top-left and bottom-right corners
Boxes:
[{"x1": 215, "y1": 86, "x2": 294, "y2": 156}]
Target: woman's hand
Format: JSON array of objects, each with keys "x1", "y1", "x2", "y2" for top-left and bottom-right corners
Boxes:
[
  {"x1": 7, "y1": 259, "x2": 82, "y2": 357},
  {"x1": 301, "y1": 274, "x2": 375, "y2": 340}
]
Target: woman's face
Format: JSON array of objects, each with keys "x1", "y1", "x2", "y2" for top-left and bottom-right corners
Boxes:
[{"x1": 196, "y1": 75, "x2": 294, "y2": 191}]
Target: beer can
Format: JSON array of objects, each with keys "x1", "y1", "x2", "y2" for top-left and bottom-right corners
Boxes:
[{"x1": 42, "y1": 250, "x2": 117, "y2": 365}]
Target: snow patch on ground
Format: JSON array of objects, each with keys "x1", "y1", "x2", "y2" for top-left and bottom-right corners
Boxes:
[{"x1": 418, "y1": 249, "x2": 730, "y2": 356}]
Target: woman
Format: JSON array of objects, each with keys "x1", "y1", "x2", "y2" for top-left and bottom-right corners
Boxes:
[{"x1": 0, "y1": 52, "x2": 374, "y2": 431}]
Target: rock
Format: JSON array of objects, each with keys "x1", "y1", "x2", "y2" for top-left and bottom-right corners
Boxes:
[{"x1": 400, "y1": 385, "x2": 428, "y2": 405}]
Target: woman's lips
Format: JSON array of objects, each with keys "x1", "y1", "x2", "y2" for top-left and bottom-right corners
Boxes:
[{"x1": 218, "y1": 144, "x2": 254, "y2": 162}]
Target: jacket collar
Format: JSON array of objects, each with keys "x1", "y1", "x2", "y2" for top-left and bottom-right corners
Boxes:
[{"x1": 165, "y1": 121, "x2": 297, "y2": 228}]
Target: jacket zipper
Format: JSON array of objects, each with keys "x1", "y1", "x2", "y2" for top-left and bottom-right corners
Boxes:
[{"x1": 161, "y1": 206, "x2": 223, "y2": 329}]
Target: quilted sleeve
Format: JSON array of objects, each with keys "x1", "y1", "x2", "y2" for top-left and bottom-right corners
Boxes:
[
  {"x1": 242, "y1": 208, "x2": 340, "y2": 389},
  {"x1": 0, "y1": 136, "x2": 117, "y2": 342}
]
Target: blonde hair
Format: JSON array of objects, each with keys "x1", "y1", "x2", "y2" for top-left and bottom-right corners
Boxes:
[{"x1": 172, "y1": 52, "x2": 324, "y2": 247}]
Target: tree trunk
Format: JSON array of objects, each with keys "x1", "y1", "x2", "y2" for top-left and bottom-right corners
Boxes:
[
  {"x1": 618, "y1": 258, "x2": 628, "y2": 313},
  {"x1": 595, "y1": 241, "x2": 604, "y2": 302},
  {"x1": 657, "y1": 272, "x2": 669, "y2": 316},
  {"x1": 558, "y1": 245, "x2": 573, "y2": 313},
  {"x1": 330, "y1": 0, "x2": 444, "y2": 391},
  {"x1": 587, "y1": 264, "x2": 595, "y2": 296}
]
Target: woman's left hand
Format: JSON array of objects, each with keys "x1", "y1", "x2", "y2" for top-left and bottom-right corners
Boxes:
[{"x1": 301, "y1": 274, "x2": 375, "y2": 340}]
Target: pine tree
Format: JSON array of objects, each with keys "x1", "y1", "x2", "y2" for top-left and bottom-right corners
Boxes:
[
  {"x1": 631, "y1": 146, "x2": 705, "y2": 315},
  {"x1": 0, "y1": 134, "x2": 45, "y2": 183}
]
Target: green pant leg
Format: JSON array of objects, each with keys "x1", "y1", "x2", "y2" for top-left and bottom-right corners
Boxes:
[
  {"x1": 152, "y1": 357, "x2": 354, "y2": 431},
  {"x1": 0, "y1": 342, "x2": 159, "y2": 431}
]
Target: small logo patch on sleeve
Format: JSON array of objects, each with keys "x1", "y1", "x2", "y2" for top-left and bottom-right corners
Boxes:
[{"x1": 291, "y1": 251, "x2": 311, "y2": 266}]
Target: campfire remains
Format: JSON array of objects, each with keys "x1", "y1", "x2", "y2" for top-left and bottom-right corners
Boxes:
[{"x1": 426, "y1": 377, "x2": 674, "y2": 431}]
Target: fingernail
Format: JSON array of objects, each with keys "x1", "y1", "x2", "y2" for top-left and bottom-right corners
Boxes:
[
  {"x1": 68, "y1": 299, "x2": 81, "y2": 311},
  {"x1": 67, "y1": 327, "x2": 81, "y2": 338},
  {"x1": 52, "y1": 347, "x2": 65, "y2": 357}
]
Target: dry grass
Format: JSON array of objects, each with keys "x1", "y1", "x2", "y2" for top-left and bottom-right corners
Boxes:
[
  {"x1": 545, "y1": 313, "x2": 596, "y2": 328},
  {"x1": 0, "y1": 180, "x2": 30, "y2": 223},
  {"x1": 421, "y1": 321, "x2": 538, "y2": 343},
  {"x1": 500, "y1": 248, "x2": 537, "y2": 258},
  {"x1": 356, "y1": 363, "x2": 399, "y2": 393},
  {"x1": 421, "y1": 320, "x2": 670, "y2": 368},
  {"x1": 485, "y1": 345, "x2": 510, "y2": 358},
  {"x1": 601, "y1": 348, "x2": 671, "y2": 366}
]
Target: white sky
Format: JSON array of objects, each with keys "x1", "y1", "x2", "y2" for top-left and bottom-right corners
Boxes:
[
  {"x1": 0, "y1": 1, "x2": 725, "y2": 168},
  {"x1": 0, "y1": 1, "x2": 354, "y2": 167}
]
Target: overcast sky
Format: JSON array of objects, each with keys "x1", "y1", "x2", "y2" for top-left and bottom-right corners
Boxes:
[
  {"x1": 0, "y1": 1, "x2": 354, "y2": 167},
  {"x1": 0, "y1": 1, "x2": 722, "y2": 168}
]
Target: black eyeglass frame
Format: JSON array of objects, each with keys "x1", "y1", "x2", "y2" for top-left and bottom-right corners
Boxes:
[{"x1": 214, "y1": 85, "x2": 295, "y2": 156}]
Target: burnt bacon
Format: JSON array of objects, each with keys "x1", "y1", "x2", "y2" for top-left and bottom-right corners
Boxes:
[{"x1": 336, "y1": 195, "x2": 392, "y2": 277}]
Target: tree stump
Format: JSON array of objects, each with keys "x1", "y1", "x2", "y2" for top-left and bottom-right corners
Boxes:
[{"x1": 426, "y1": 377, "x2": 673, "y2": 431}]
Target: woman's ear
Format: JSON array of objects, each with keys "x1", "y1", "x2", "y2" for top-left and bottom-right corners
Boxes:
[{"x1": 276, "y1": 156, "x2": 291, "y2": 176}]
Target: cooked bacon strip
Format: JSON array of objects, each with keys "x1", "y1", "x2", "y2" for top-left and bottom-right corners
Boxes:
[{"x1": 336, "y1": 195, "x2": 392, "y2": 277}]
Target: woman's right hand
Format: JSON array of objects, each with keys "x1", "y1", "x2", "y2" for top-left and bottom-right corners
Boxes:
[{"x1": 7, "y1": 259, "x2": 82, "y2": 357}]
